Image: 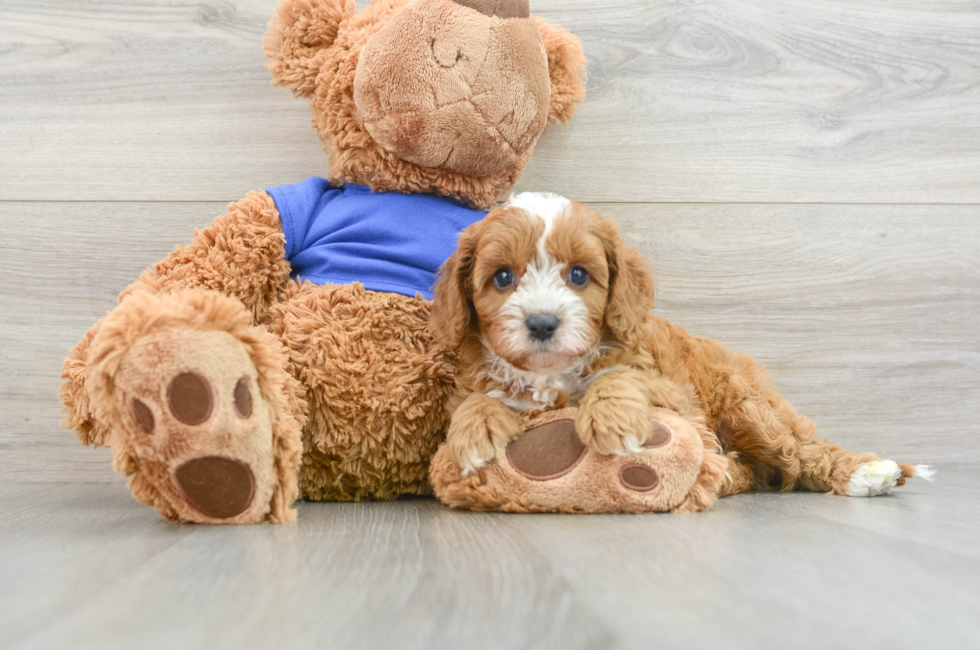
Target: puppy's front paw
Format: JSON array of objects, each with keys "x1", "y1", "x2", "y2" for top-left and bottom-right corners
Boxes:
[
  {"x1": 448, "y1": 421, "x2": 497, "y2": 476},
  {"x1": 447, "y1": 404, "x2": 522, "y2": 476},
  {"x1": 576, "y1": 384, "x2": 651, "y2": 456}
]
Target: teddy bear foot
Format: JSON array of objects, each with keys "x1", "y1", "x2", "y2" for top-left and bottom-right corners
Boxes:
[
  {"x1": 111, "y1": 328, "x2": 281, "y2": 523},
  {"x1": 83, "y1": 290, "x2": 303, "y2": 524},
  {"x1": 430, "y1": 407, "x2": 706, "y2": 513}
]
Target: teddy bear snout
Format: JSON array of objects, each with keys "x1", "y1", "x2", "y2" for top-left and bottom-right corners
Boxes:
[
  {"x1": 431, "y1": 38, "x2": 467, "y2": 69},
  {"x1": 449, "y1": 0, "x2": 530, "y2": 19},
  {"x1": 352, "y1": 0, "x2": 549, "y2": 177}
]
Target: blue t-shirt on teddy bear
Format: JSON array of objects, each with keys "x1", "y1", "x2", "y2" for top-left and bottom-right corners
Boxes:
[{"x1": 266, "y1": 178, "x2": 487, "y2": 300}]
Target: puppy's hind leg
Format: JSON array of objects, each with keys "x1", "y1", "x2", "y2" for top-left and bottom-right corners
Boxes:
[
  {"x1": 717, "y1": 453, "x2": 757, "y2": 498},
  {"x1": 726, "y1": 396, "x2": 934, "y2": 497}
]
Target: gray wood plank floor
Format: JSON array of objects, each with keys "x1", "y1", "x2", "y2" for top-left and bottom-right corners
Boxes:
[{"x1": 1, "y1": 470, "x2": 976, "y2": 650}]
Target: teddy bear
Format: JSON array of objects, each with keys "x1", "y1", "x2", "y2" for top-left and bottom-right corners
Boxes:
[{"x1": 58, "y1": 0, "x2": 586, "y2": 524}]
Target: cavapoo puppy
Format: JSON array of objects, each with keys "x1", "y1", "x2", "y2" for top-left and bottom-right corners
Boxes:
[{"x1": 430, "y1": 192, "x2": 933, "y2": 512}]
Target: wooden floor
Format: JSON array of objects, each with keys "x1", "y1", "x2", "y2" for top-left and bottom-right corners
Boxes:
[
  {"x1": 2, "y1": 470, "x2": 978, "y2": 650},
  {"x1": 1, "y1": 0, "x2": 979, "y2": 647}
]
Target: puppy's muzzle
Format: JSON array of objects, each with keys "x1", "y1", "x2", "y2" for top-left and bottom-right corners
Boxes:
[{"x1": 526, "y1": 313, "x2": 560, "y2": 342}]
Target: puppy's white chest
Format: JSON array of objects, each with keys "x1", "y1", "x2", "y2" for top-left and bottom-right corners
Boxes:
[
  {"x1": 482, "y1": 350, "x2": 604, "y2": 412},
  {"x1": 492, "y1": 375, "x2": 584, "y2": 411}
]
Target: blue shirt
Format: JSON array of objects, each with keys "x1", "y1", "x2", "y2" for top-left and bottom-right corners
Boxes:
[{"x1": 266, "y1": 178, "x2": 487, "y2": 300}]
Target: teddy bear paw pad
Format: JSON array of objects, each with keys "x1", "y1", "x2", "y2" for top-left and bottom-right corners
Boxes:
[
  {"x1": 505, "y1": 418, "x2": 587, "y2": 480},
  {"x1": 619, "y1": 464, "x2": 659, "y2": 492},
  {"x1": 174, "y1": 456, "x2": 256, "y2": 519},
  {"x1": 109, "y1": 328, "x2": 278, "y2": 524}
]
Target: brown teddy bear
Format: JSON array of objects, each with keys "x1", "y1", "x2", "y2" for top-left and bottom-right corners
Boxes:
[{"x1": 59, "y1": 0, "x2": 586, "y2": 524}]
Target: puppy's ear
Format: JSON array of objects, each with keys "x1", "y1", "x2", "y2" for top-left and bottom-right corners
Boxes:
[
  {"x1": 601, "y1": 220, "x2": 655, "y2": 347},
  {"x1": 535, "y1": 17, "x2": 587, "y2": 124},
  {"x1": 264, "y1": 0, "x2": 355, "y2": 98},
  {"x1": 431, "y1": 226, "x2": 481, "y2": 350}
]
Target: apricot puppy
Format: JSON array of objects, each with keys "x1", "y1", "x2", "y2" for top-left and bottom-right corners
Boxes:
[{"x1": 430, "y1": 193, "x2": 934, "y2": 512}]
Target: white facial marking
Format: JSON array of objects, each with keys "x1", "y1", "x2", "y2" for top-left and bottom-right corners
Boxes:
[
  {"x1": 498, "y1": 192, "x2": 593, "y2": 369},
  {"x1": 507, "y1": 192, "x2": 571, "y2": 227}
]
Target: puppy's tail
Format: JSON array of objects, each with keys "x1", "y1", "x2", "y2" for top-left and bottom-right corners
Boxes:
[{"x1": 898, "y1": 463, "x2": 937, "y2": 485}]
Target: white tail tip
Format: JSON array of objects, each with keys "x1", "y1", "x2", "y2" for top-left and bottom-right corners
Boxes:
[{"x1": 914, "y1": 464, "x2": 937, "y2": 481}]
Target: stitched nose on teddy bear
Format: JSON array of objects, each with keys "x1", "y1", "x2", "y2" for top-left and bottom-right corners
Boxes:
[
  {"x1": 451, "y1": 0, "x2": 529, "y2": 19},
  {"x1": 353, "y1": 0, "x2": 550, "y2": 177}
]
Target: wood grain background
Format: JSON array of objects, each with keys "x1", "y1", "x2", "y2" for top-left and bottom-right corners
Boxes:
[
  {"x1": 1, "y1": 0, "x2": 978, "y2": 482},
  {"x1": 4, "y1": 478, "x2": 978, "y2": 649}
]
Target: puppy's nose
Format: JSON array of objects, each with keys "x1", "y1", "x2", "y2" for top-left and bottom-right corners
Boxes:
[{"x1": 526, "y1": 313, "x2": 560, "y2": 341}]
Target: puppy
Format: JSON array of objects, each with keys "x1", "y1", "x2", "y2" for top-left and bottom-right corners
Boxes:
[{"x1": 430, "y1": 192, "x2": 933, "y2": 512}]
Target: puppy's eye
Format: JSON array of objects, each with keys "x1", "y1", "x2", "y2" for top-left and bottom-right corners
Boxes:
[
  {"x1": 568, "y1": 266, "x2": 589, "y2": 288},
  {"x1": 493, "y1": 267, "x2": 515, "y2": 289}
]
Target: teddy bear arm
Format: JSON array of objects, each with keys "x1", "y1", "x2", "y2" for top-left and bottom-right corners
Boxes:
[
  {"x1": 59, "y1": 191, "x2": 291, "y2": 448},
  {"x1": 124, "y1": 190, "x2": 291, "y2": 325},
  {"x1": 59, "y1": 316, "x2": 113, "y2": 446}
]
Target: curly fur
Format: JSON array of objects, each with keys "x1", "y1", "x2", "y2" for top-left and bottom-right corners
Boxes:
[
  {"x1": 267, "y1": 281, "x2": 457, "y2": 501},
  {"x1": 430, "y1": 197, "x2": 927, "y2": 513}
]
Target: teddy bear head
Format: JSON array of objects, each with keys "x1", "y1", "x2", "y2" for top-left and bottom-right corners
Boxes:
[{"x1": 264, "y1": 0, "x2": 586, "y2": 208}]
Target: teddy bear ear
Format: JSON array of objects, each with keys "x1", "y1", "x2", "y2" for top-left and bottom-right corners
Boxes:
[
  {"x1": 263, "y1": 0, "x2": 356, "y2": 98},
  {"x1": 535, "y1": 17, "x2": 587, "y2": 124}
]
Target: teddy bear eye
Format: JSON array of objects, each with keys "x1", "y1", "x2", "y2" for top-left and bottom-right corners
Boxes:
[
  {"x1": 568, "y1": 266, "x2": 589, "y2": 288},
  {"x1": 493, "y1": 268, "x2": 515, "y2": 289}
]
